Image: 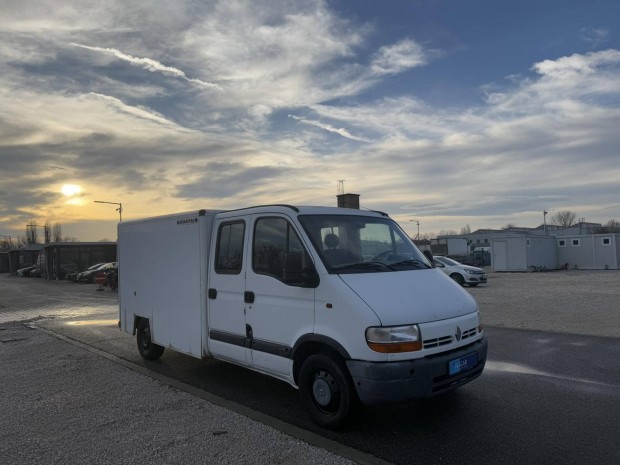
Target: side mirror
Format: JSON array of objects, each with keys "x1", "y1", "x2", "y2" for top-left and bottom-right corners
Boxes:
[
  {"x1": 423, "y1": 249, "x2": 435, "y2": 266},
  {"x1": 301, "y1": 266, "x2": 320, "y2": 288},
  {"x1": 283, "y1": 252, "x2": 320, "y2": 288}
]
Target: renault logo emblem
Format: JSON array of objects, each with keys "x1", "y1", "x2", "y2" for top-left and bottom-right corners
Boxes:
[{"x1": 455, "y1": 326, "x2": 462, "y2": 341}]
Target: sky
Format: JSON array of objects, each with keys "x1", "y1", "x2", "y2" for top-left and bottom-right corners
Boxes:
[{"x1": 1, "y1": 0, "x2": 619, "y2": 242}]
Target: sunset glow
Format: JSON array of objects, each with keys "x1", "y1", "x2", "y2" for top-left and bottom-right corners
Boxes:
[{"x1": 61, "y1": 184, "x2": 82, "y2": 196}]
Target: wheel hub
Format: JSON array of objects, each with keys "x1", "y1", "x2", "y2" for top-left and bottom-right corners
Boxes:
[{"x1": 312, "y1": 371, "x2": 337, "y2": 407}]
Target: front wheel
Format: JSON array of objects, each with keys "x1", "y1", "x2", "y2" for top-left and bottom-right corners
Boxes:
[
  {"x1": 136, "y1": 319, "x2": 165, "y2": 360},
  {"x1": 450, "y1": 273, "x2": 465, "y2": 286},
  {"x1": 298, "y1": 352, "x2": 358, "y2": 429}
]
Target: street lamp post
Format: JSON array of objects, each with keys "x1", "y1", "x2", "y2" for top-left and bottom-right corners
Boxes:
[
  {"x1": 543, "y1": 210, "x2": 548, "y2": 234},
  {"x1": 95, "y1": 201, "x2": 123, "y2": 222},
  {"x1": 410, "y1": 220, "x2": 420, "y2": 241}
]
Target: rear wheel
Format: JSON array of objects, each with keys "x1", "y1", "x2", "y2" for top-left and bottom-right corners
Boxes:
[
  {"x1": 136, "y1": 319, "x2": 165, "y2": 360},
  {"x1": 298, "y1": 352, "x2": 358, "y2": 429},
  {"x1": 450, "y1": 273, "x2": 465, "y2": 286}
]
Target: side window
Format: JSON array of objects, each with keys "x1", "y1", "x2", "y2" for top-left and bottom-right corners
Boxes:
[
  {"x1": 215, "y1": 221, "x2": 245, "y2": 274},
  {"x1": 253, "y1": 217, "x2": 308, "y2": 284}
]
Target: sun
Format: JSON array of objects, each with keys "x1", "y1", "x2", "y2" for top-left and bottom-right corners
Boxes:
[{"x1": 61, "y1": 184, "x2": 82, "y2": 196}]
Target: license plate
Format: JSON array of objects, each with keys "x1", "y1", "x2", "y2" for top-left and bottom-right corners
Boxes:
[{"x1": 449, "y1": 352, "x2": 478, "y2": 376}]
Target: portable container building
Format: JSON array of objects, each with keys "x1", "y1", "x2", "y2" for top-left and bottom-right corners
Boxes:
[
  {"x1": 491, "y1": 235, "x2": 557, "y2": 271},
  {"x1": 556, "y1": 234, "x2": 620, "y2": 270}
]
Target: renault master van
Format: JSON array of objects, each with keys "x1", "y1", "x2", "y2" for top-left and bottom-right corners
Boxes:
[{"x1": 118, "y1": 205, "x2": 487, "y2": 429}]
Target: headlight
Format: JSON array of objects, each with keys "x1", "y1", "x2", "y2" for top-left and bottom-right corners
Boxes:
[{"x1": 365, "y1": 324, "x2": 422, "y2": 353}]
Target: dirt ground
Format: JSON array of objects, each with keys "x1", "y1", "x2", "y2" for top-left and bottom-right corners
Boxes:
[{"x1": 467, "y1": 269, "x2": 620, "y2": 338}]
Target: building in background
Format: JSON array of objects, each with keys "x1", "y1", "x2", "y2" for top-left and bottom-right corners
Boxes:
[
  {"x1": 7, "y1": 244, "x2": 44, "y2": 276},
  {"x1": 0, "y1": 252, "x2": 9, "y2": 273},
  {"x1": 438, "y1": 221, "x2": 619, "y2": 271},
  {"x1": 6, "y1": 242, "x2": 117, "y2": 279},
  {"x1": 41, "y1": 242, "x2": 117, "y2": 280}
]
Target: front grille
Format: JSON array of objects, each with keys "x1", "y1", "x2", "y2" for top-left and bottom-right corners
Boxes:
[
  {"x1": 423, "y1": 336, "x2": 452, "y2": 349},
  {"x1": 461, "y1": 327, "x2": 477, "y2": 340},
  {"x1": 423, "y1": 327, "x2": 477, "y2": 349}
]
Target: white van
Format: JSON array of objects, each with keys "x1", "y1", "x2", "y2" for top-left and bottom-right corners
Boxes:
[{"x1": 118, "y1": 205, "x2": 487, "y2": 429}]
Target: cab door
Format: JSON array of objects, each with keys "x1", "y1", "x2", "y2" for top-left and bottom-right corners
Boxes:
[
  {"x1": 244, "y1": 215, "x2": 316, "y2": 376},
  {"x1": 207, "y1": 216, "x2": 250, "y2": 365}
]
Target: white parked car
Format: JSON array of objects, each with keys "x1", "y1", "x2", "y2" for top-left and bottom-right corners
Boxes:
[{"x1": 433, "y1": 256, "x2": 487, "y2": 287}]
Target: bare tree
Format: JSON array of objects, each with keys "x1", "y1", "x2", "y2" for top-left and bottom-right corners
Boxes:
[
  {"x1": 460, "y1": 224, "x2": 472, "y2": 235},
  {"x1": 606, "y1": 219, "x2": 620, "y2": 230},
  {"x1": 44, "y1": 221, "x2": 52, "y2": 244},
  {"x1": 550, "y1": 210, "x2": 577, "y2": 228},
  {"x1": 53, "y1": 223, "x2": 63, "y2": 242},
  {"x1": 25, "y1": 221, "x2": 38, "y2": 244},
  {"x1": 501, "y1": 223, "x2": 516, "y2": 230},
  {"x1": 438, "y1": 229, "x2": 458, "y2": 237}
]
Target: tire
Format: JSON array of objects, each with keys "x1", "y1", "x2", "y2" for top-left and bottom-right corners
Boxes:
[
  {"x1": 136, "y1": 319, "x2": 165, "y2": 360},
  {"x1": 450, "y1": 273, "x2": 465, "y2": 286},
  {"x1": 298, "y1": 352, "x2": 358, "y2": 429}
]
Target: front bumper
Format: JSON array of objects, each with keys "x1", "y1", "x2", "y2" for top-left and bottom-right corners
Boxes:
[
  {"x1": 465, "y1": 274, "x2": 487, "y2": 284},
  {"x1": 346, "y1": 336, "x2": 488, "y2": 405}
]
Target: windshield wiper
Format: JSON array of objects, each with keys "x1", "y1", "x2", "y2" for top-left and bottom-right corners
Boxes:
[
  {"x1": 389, "y1": 259, "x2": 432, "y2": 269},
  {"x1": 332, "y1": 261, "x2": 396, "y2": 272}
]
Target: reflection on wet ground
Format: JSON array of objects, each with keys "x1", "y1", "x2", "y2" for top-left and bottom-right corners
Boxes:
[{"x1": 0, "y1": 274, "x2": 117, "y2": 324}]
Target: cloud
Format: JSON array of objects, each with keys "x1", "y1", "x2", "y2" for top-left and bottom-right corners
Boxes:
[
  {"x1": 1, "y1": 1, "x2": 619, "y2": 240},
  {"x1": 370, "y1": 39, "x2": 427, "y2": 75},
  {"x1": 70, "y1": 43, "x2": 221, "y2": 90},
  {"x1": 301, "y1": 48, "x2": 620, "y2": 226},
  {"x1": 580, "y1": 27, "x2": 610, "y2": 48},
  {"x1": 87, "y1": 93, "x2": 183, "y2": 127},
  {"x1": 175, "y1": 162, "x2": 290, "y2": 200},
  {"x1": 532, "y1": 49, "x2": 620, "y2": 81},
  {"x1": 288, "y1": 115, "x2": 370, "y2": 142}
]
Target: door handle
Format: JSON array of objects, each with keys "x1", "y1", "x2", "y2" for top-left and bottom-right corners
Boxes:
[
  {"x1": 244, "y1": 291, "x2": 255, "y2": 303},
  {"x1": 208, "y1": 288, "x2": 217, "y2": 299}
]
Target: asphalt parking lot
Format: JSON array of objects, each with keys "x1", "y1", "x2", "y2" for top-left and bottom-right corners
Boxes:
[
  {"x1": 1, "y1": 269, "x2": 619, "y2": 464},
  {"x1": 2, "y1": 269, "x2": 619, "y2": 336}
]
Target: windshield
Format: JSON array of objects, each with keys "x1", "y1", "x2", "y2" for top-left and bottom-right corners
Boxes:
[
  {"x1": 298, "y1": 214, "x2": 432, "y2": 274},
  {"x1": 435, "y1": 257, "x2": 460, "y2": 266}
]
